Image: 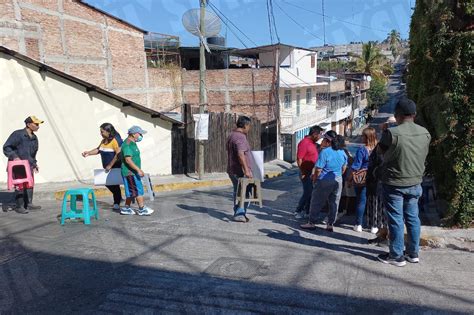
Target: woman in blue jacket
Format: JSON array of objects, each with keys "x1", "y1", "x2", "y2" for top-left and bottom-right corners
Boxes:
[{"x1": 301, "y1": 130, "x2": 348, "y2": 232}]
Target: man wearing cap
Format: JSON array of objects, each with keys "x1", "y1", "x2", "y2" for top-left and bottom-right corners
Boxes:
[
  {"x1": 120, "y1": 125, "x2": 154, "y2": 216},
  {"x1": 3, "y1": 116, "x2": 44, "y2": 214},
  {"x1": 377, "y1": 98, "x2": 431, "y2": 267}
]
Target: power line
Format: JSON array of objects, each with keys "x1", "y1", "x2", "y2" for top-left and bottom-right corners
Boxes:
[
  {"x1": 280, "y1": 0, "x2": 390, "y2": 34},
  {"x1": 322, "y1": 0, "x2": 326, "y2": 45},
  {"x1": 269, "y1": 0, "x2": 280, "y2": 43},
  {"x1": 266, "y1": 0, "x2": 274, "y2": 44},
  {"x1": 208, "y1": 1, "x2": 259, "y2": 47},
  {"x1": 273, "y1": 0, "x2": 325, "y2": 42},
  {"x1": 207, "y1": 1, "x2": 250, "y2": 48},
  {"x1": 281, "y1": 66, "x2": 316, "y2": 87}
]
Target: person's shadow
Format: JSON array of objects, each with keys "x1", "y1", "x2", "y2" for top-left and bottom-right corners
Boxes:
[
  {"x1": 259, "y1": 228, "x2": 383, "y2": 261},
  {"x1": 177, "y1": 204, "x2": 232, "y2": 223}
]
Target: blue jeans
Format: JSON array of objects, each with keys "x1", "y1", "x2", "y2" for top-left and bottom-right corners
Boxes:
[
  {"x1": 382, "y1": 184, "x2": 422, "y2": 258},
  {"x1": 229, "y1": 174, "x2": 251, "y2": 217},
  {"x1": 354, "y1": 186, "x2": 367, "y2": 226},
  {"x1": 296, "y1": 174, "x2": 313, "y2": 214},
  {"x1": 309, "y1": 178, "x2": 343, "y2": 226}
]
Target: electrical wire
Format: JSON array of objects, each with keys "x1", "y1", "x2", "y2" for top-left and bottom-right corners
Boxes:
[
  {"x1": 322, "y1": 0, "x2": 326, "y2": 45},
  {"x1": 269, "y1": 0, "x2": 280, "y2": 43},
  {"x1": 208, "y1": 1, "x2": 258, "y2": 47},
  {"x1": 266, "y1": 0, "x2": 274, "y2": 44},
  {"x1": 273, "y1": 0, "x2": 325, "y2": 42},
  {"x1": 280, "y1": 0, "x2": 390, "y2": 34},
  {"x1": 207, "y1": 2, "x2": 249, "y2": 48}
]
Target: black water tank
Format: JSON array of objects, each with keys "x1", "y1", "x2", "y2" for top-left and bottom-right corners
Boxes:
[{"x1": 207, "y1": 36, "x2": 226, "y2": 47}]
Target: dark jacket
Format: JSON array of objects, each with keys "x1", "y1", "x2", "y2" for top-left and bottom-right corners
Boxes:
[{"x1": 3, "y1": 129, "x2": 39, "y2": 168}]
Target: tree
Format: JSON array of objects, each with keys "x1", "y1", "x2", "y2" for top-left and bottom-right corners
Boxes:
[
  {"x1": 354, "y1": 42, "x2": 390, "y2": 80},
  {"x1": 388, "y1": 29, "x2": 401, "y2": 59},
  {"x1": 367, "y1": 77, "x2": 388, "y2": 111},
  {"x1": 408, "y1": 1, "x2": 473, "y2": 227}
]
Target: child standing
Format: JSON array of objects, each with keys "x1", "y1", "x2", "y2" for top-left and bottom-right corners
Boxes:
[{"x1": 120, "y1": 125, "x2": 154, "y2": 216}]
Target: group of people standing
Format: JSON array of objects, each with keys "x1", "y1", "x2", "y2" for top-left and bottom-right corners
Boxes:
[
  {"x1": 3, "y1": 118, "x2": 154, "y2": 216},
  {"x1": 294, "y1": 97, "x2": 431, "y2": 266},
  {"x1": 6, "y1": 97, "x2": 430, "y2": 268}
]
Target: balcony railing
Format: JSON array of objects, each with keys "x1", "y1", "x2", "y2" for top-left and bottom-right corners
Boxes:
[{"x1": 281, "y1": 106, "x2": 328, "y2": 134}]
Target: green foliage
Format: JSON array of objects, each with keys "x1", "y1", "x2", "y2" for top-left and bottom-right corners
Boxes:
[
  {"x1": 388, "y1": 29, "x2": 401, "y2": 59},
  {"x1": 354, "y1": 42, "x2": 391, "y2": 80},
  {"x1": 317, "y1": 60, "x2": 356, "y2": 72},
  {"x1": 367, "y1": 77, "x2": 388, "y2": 111},
  {"x1": 408, "y1": 0, "x2": 474, "y2": 227}
]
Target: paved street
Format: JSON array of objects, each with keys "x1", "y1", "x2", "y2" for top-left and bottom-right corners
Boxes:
[{"x1": 1, "y1": 172, "x2": 473, "y2": 314}]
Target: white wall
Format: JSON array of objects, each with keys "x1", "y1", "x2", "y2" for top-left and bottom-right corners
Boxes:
[
  {"x1": 279, "y1": 86, "x2": 317, "y2": 117},
  {"x1": 279, "y1": 48, "x2": 317, "y2": 86},
  {"x1": 0, "y1": 53, "x2": 173, "y2": 184},
  {"x1": 332, "y1": 105, "x2": 352, "y2": 121},
  {"x1": 259, "y1": 47, "x2": 317, "y2": 86}
]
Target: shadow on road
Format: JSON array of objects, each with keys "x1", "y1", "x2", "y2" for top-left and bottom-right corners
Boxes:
[{"x1": 0, "y1": 236, "x2": 471, "y2": 314}]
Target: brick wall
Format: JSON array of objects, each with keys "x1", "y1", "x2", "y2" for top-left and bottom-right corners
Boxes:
[
  {"x1": 182, "y1": 68, "x2": 277, "y2": 123},
  {"x1": 0, "y1": 0, "x2": 149, "y2": 106},
  {"x1": 0, "y1": 0, "x2": 279, "y2": 118}
]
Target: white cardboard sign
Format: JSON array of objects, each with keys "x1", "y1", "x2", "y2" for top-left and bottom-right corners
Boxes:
[
  {"x1": 251, "y1": 151, "x2": 265, "y2": 182},
  {"x1": 94, "y1": 168, "x2": 123, "y2": 186},
  {"x1": 193, "y1": 113, "x2": 209, "y2": 140},
  {"x1": 93, "y1": 169, "x2": 155, "y2": 201}
]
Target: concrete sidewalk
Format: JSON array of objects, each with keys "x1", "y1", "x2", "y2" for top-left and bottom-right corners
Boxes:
[{"x1": 1, "y1": 160, "x2": 296, "y2": 201}]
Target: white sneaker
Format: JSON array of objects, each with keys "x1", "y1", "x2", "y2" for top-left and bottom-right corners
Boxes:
[
  {"x1": 354, "y1": 225, "x2": 363, "y2": 232},
  {"x1": 137, "y1": 206, "x2": 154, "y2": 216},
  {"x1": 113, "y1": 204, "x2": 120, "y2": 211},
  {"x1": 120, "y1": 207, "x2": 135, "y2": 215},
  {"x1": 370, "y1": 227, "x2": 379, "y2": 234}
]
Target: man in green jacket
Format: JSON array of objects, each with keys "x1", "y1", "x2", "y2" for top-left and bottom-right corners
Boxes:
[{"x1": 377, "y1": 98, "x2": 431, "y2": 267}]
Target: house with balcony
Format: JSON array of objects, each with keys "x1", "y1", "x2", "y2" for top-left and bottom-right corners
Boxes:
[
  {"x1": 316, "y1": 73, "x2": 371, "y2": 137},
  {"x1": 234, "y1": 44, "x2": 329, "y2": 161}
]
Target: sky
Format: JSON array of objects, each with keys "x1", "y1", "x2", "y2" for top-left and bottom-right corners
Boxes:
[{"x1": 85, "y1": 0, "x2": 414, "y2": 48}]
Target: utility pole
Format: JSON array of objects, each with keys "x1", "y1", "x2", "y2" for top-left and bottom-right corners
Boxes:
[{"x1": 198, "y1": 0, "x2": 207, "y2": 180}]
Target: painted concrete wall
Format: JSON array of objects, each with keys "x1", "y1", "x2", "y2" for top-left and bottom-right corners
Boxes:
[
  {"x1": 0, "y1": 53, "x2": 173, "y2": 184},
  {"x1": 279, "y1": 49, "x2": 317, "y2": 86},
  {"x1": 259, "y1": 47, "x2": 317, "y2": 86}
]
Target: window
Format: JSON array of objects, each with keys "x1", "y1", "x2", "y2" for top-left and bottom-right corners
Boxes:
[
  {"x1": 306, "y1": 88, "x2": 312, "y2": 105},
  {"x1": 311, "y1": 55, "x2": 315, "y2": 68},
  {"x1": 284, "y1": 90, "x2": 292, "y2": 108}
]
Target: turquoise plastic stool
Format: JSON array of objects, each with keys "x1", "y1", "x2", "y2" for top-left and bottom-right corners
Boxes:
[{"x1": 61, "y1": 188, "x2": 99, "y2": 225}]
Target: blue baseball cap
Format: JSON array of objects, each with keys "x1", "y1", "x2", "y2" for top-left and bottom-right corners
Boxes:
[{"x1": 128, "y1": 125, "x2": 147, "y2": 135}]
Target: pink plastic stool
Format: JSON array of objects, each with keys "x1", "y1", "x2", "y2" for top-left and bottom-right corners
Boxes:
[{"x1": 7, "y1": 160, "x2": 34, "y2": 190}]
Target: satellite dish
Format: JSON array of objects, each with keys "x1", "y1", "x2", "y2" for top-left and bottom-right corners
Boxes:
[
  {"x1": 366, "y1": 75, "x2": 372, "y2": 82},
  {"x1": 182, "y1": 9, "x2": 221, "y2": 38}
]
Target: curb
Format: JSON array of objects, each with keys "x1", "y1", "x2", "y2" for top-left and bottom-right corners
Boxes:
[
  {"x1": 419, "y1": 234, "x2": 473, "y2": 251},
  {"x1": 52, "y1": 170, "x2": 286, "y2": 201}
]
